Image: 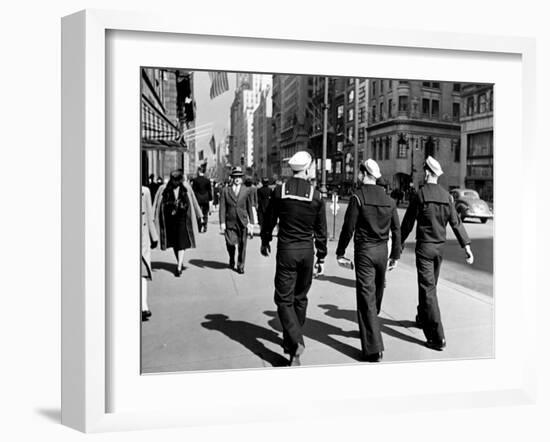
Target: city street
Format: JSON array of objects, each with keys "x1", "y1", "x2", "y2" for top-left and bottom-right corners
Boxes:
[
  {"x1": 327, "y1": 202, "x2": 494, "y2": 296},
  {"x1": 141, "y1": 204, "x2": 494, "y2": 374}
]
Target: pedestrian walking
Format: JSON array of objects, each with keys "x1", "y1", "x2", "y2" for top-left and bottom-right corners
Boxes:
[
  {"x1": 256, "y1": 177, "x2": 273, "y2": 230},
  {"x1": 260, "y1": 150, "x2": 327, "y2": 366},
  {"x1": 244, "y1": 176, "x2": 259, "y2": 225},
  {"x1": 141, "y1": 186, "x2": 158, "y2": 321},
  {"x1": 335, "y1": 159, "x2": 401, "y2": 362},
  {"x1": 146, "y1": 174, "x2": 160, "y2": 201},
  {"x1": 153, "y1": 170, "x2": 203, "y2": 277},
  {"x1": 213, "y1": 182, "x2": 221, "y2": 210},
  {"x1": 219, "y1": 166, "x2": 255, "y2": 274},
  {"x1": 401, "y1": 156, "x2": 474, "y2": 351},
  {"x1": 192, "y1": 165, "x2": 213, "y2": 233}
]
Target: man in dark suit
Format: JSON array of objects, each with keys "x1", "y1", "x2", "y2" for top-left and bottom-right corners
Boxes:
[
  {"x1": 219, "y1": 167, "x2": 255, "y2": 274},
  {"x1": 256, "y1": 177, "x2": 273, "y2": 230},
  {"x1": 192, "y1": 165, "x2": 212, "y2": 232}
]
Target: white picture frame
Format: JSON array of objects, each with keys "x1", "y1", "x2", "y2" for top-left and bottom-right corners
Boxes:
[{"x1": 61, "y1": 9, "x2": 537, "y2": 433}]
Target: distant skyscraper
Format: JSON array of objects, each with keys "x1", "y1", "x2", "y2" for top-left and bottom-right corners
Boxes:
[{"x1": 230, "y1": 74, "x2": 272, "y2": 171}]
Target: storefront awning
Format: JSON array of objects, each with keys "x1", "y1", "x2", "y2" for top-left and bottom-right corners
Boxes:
[{"x1": 141, "y1": 96, "x2": 186, "y2": 151}]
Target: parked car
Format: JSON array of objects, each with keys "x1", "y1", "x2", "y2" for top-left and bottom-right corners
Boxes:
[{"x1": 449, "y1": 189, "x2": 493, "y2": 223}]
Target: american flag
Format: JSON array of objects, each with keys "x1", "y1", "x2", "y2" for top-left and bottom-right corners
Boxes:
[{"x1": 208, "y1": 71, "x2": 229, "y2": 99}]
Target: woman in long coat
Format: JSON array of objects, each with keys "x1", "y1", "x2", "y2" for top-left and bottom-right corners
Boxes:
[
  {"x1": 142, "y1": 186, "x2": 158, "y2": 321},
  {"x1": 153, "y1": 170, "x2": 202, "y2": 276}
]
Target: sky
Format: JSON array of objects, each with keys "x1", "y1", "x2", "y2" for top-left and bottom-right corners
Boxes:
[{"x1": 193, "y1": 71, "x2": 237, "y2": 154}]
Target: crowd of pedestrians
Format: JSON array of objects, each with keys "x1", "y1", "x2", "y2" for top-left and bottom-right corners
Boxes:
[{"x1": 141, "y1": 152, "x2": 475, "y2": 366}]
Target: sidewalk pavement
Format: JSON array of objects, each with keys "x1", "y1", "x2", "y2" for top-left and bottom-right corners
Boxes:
[{"x1": 141, "y1": 210, "x2": 494, "y2": 374}]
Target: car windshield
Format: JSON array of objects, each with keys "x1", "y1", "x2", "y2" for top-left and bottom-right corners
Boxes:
[{"x1": 462, "y1": 191, "x2": 479, "y2": 198}]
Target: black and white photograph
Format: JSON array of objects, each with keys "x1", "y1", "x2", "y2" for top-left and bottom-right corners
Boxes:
[{"x1": 140, "y1": 68, "x2": 494, "y2": 373}]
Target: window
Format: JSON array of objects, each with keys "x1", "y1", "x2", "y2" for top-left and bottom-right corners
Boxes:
[
  {"x1": 431, "y1": 100, "x2": 439, "y2": 117},
  {"x1": 348, "y1": 89, "x2": 355, "y2": 103},
  {"x1": 387, "y1": 80, "x2": 393, "y2": 90},
  {"x1": 478, "y1": 93, "x2": 487, "y2": 113},
  {"x1": 453, "y1": 102, "x2": 460, "y2": 119},
  {"x1": 422, "y1": 81, "x2": 440, "y2": 89},
  {"x1": 337, "y1": 141, "x2": 344, "y2": 152},
  {"x1": 372, "y1": 105, "x2": 376, "y2": 121},
  {"x1": 198, "y1": 150, "x2": 204, "y2": 161},
  {"x1": 397, "y1": 142, "x2": 407, "y2": 158},
  {"x1": 422, "y1": 98, "x2": 430, "y2": 115},
  {"x1": 379, "y1": 102, "x2": 384, "y2": 120},
  {"x1": 337, "y1": 105, "x2": 344, "y2": 119},
  {"x1": 385, "y1": 139, "x2": 390, "y2": 159},
  {"x1": 425, "y1": 138, "x2": 435, "y2": 157},
  {"x1": 467, "y1": 96, "x2": 475, "y2": 116},
  {"x1": 468, "y1": 131, "x2": 493, "y2": 157},
  {"x1": 388, "y1": 99, "x2": 393, "y2": 117},
  {"x1": 398, "y1": 95, "x2": 409, "y2": 112},
  {"x1": 372, "y1": 81, "x2": 376, "y2": 96},
  {"x1": 381, "y1": 81, "x2": 384, "y2": 92},
  {"x1": 359, "y1": 107, "x2": 366, "y2": 123},
  {"x1": 372, "y1": 141, "x2": 377, "y2": 160},
  {"x1": 454, "y1": 140, "x2": 461, "y2": 162},
  {"x1": 347, "y1": 126, "x2": 354, "y2": 142},
  {"x1": 358, "y1": 127, "x2": 365, "y2": 144},
  {"x1": 347, "y1": 108, "x2": 354, "y2": 122},
  {"x1": 453, "y1": 83, "x2": 461, "y2": 92},
  {"x1": 399, "y1": 80, "x2": 408, "y2": 85},
  {"x1": 378, "y1": 143, "x2": 384, "y2": 160}
]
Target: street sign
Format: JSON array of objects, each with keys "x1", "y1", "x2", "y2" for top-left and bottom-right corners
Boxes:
[{"x1": 330, "y1": 193, "x2": 339, "y2": 214}]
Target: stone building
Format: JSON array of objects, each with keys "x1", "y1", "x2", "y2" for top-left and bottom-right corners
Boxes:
[
  {"x1": 460, "y1": 84, "x2": 494, "y2": 202},
  {"x1": 366, "y1": 79, "x2": 462, "y2": 191}
]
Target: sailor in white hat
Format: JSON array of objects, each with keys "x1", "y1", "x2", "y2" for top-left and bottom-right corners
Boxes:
[
  {"x1": 260, "y1": 150, "x2": 327, "y2": 366},
  {"x1": 424, "y1": 155, "x2": 444, "y2": 177},
  {"x1": 336, "y1": 158, "x2": 401, "y2": 362},
  {"x1": 400, "y1": 155, "x2": 474, "y2": 351}
]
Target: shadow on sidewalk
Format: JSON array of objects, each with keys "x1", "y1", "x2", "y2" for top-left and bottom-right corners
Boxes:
[
  {"x1": 152, "y1": 261, "x2": 178, "y2": 274},
  {"x1": 315, "y1": 275, "x2": 356, "y2": 289},
  {"x1": 188, "y1": 259, "x2": 228, "y2": 270},
  {"x1": 201, "y1": 314, "x2": 288, "y2": 367},
  {"x1": 263, "y1": 311, "x2": 362, "y2": 361},
  {"x1": 318, "y1": 304, "x2": 426, "y2": 347}
]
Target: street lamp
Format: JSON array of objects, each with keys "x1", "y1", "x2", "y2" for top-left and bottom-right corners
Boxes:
[{"x1": 320, "y1": 77, "x2": 329, "y2": 197}]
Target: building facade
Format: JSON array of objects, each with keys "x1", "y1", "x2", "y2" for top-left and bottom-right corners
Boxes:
[
  {"x1": 141, "y1": 68, "x2": 195, "y2": 183},
  {"x1": 366, "y1": 79, "x2": 462, "y2": 191},
  {"x1": 460, "y1": 84, "x2": 494, "y2": 202},
  {"x1": 253, "y1": 89, "x2": 273, "y2": 179},
  {"x1": 307, "y1": 76, "x2": 369, "y2": 192},
  {"x1": 273, "y1": 74, "x2": 314, "y2": 177}
]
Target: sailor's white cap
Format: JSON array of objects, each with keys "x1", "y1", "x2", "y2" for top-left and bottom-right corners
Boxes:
[
  {"x1": 361, "y1": 158, "x2": 381, "y2": 179},
  {"x1": 424, "y1": 155, "x2": 443, "y2": 177},
  {"x1": 288, "y1": 151, "x2": 313, "y2": 172}
]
